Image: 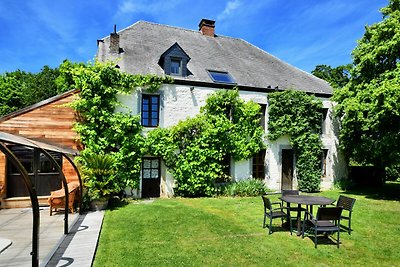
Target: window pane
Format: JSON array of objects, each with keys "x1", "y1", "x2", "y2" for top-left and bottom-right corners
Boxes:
[
  {"x1": 151, "y1": 119, "x2": 158, "y2": 126},
  {"x1": 208, "y1": 71, "x2": 235, "y2": 84},
  {"x1": 9, "y1": 146, "x2": 34, "y2": 174},
  {"x1": 171, "y1": 60, "x2": 181, "y2": 75},
  {"x1": 39, "y1": 152, "x2": 62, "y2": 173},
  {"x1": 143, "y1": 105, "x2": 149, "y2": 111},
  {"x1": 143, "y1": 169, "x2": 151, "y2": 178},
  {"x1": 151, "y1": 96, "x2": 159, "y2": 104},
  {"x1": 151, "y1": 170, "x2": 159, "y2": 178},
  {"x1": 143, "y1": 159, "x2": 151, "y2": 168},
  {"x1": 152, "y1": 160, "x2": 159, "y2": 168},
  {"x1": 151, "y1": 104, "x2": 158, "y2": 112},
  {"x1": 142, "y1": 118, "x2": 149, "y2": 126}
]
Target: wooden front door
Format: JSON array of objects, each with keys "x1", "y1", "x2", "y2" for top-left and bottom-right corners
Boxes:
[
  {"x1": 141, "y1": 158, "x2": 161, "y2": 198},
  {"x1": 281, "y1": 149, "x2": 294, "y2": 190}
]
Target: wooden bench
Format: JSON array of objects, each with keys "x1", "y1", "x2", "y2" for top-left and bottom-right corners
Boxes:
[{"x1": 48, "y1": 181, "x2": 80, "y2": 216}]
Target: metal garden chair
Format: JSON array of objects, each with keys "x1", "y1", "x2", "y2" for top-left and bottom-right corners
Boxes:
[
  {"x1": 262, "y1": 194, "x2": 289, "y2": 234},
  {"x1": 302, "y1": 206, "x2": 343, "y2": 248},
  {"x1": 335, "y1": 195, "x2": 356, "y2": 235}
]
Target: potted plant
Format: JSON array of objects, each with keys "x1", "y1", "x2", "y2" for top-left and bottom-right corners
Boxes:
[{"x1": 79, "y1": 152, "x2": 117, "y2": 211}]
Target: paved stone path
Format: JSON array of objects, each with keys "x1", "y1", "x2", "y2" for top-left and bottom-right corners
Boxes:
[
  {"x1": 0, "y1": 208, "x2": 104, "y2": 267},
  {"x1": 46, "y1": 211, "x2": 104, "y2": 267}
]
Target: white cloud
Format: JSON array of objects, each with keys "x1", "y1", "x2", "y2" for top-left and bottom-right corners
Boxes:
[
  {"x1": 116, "y1": 0, "x2": 182, "y2": 16},
  {"x1": 118, "y1": 1, "x2": 138, "y2": 14},
  {"x1": 217, "y1": 0, "x2": 242, "y2": 21}
]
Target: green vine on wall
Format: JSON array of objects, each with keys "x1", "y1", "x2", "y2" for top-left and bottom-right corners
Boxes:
[
  {"x1": 268, "y1": 90, "x2": 323, "y2": 192},
  {"x1": 146, "y1": 90, "x2": 265, "y2": 197},
  {"x1": 62, "y1": 61, "x2": 172, "y2": 198}
]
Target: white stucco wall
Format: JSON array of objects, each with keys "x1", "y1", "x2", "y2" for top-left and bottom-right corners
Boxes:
[{"x1": 117, "y1": 84, "x2": 347, "y2": 196}]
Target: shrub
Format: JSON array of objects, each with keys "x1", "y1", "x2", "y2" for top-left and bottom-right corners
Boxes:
[
  {"x1": 221, "y1": 178, "x2": 267, "y2": 197},
  {"x1": 79, "y1": 152, "x2": 118, "y2": 201},
  {"x1": 386, "y1": 165, "x2": 400, "y2": 182},
  {"x1": 333, "y1": 178, "x2": 354, "y2": 190}
]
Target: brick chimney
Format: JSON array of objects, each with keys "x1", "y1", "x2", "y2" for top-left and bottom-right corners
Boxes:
[
  {"x1": 199, "y1": 19, "x2": 215, "y2": 37},
  {"x1": 109, "y1": 24, "x2": 120, "y2": 53}
]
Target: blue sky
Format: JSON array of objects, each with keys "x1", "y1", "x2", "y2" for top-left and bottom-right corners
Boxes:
[{"x1": 0, "y1": 0, "x2": 388, "y2": 74}]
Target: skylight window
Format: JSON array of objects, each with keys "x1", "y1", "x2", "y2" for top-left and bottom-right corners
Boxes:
[{"x1": 207, "y1": 70, "x2": 236, "y2": 84}]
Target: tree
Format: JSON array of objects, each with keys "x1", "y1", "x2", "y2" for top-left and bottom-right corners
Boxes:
[
  {"x1": 333, "y1": 0, "x2": 400, "y2": 170},
  {"x1": 312, "y1": 64, "x2": 352, "y2": 89},
  {"x1": 0, "y1": 64, "x2": 70, "y2": 117},
  {"x1": 0, "y1": 71, "x2": 27, "y2": 116}
]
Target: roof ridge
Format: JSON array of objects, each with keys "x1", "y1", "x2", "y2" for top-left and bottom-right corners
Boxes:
[{"x1": 100, "y1": 20, "x2": 240, "y2": 41}]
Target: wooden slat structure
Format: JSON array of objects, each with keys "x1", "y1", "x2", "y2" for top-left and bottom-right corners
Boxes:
[
  {"x1": 0, "y1": 89, "x2": 81, "y2": 204},
  {"x1": 0, "y1": 89, "x2": 80, "y2": 150}
]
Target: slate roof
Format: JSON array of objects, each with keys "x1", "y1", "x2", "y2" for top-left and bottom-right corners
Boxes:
[{"x1": 97, "y1": 21, "x2": 332, "y2": 96}]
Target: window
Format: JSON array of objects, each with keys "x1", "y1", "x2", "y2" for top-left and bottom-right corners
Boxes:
[
  {"x1": 207, "y1": 70, "x2": 236, "y2": 84},
  {"x1": 253, "y1": 149, "x2": 266, "y2": 179},
  {"x1": 39, "y1": 151, "x2": 62, "y2": 173},
  {"x1": 141, "y1": 95, "x2": 160, "y2": 127},
  {"x1": 259, "y1": 104, "x2": 266, "y2": 130},
  {"x1": 170, "y1": 59, "x2": 181, "y2": 75},
  {"x1": 321, "y1": 108, "x2": 329, "y2": 134},
  {"x1": 142, "y1": 158, "x2": 160, "y2": 179},
  {"x1": 321, "y1": 149, "x2": 328, "y2": 177},
  {"x1": 8, "y1": 146, "x2": 34, "y2": 174},
  {"x1": 7, "y1": 145, "x2": 62, "y2": 197},
  {"x1": 159, "y1": 43, "x2": 190, "y2": 77}
]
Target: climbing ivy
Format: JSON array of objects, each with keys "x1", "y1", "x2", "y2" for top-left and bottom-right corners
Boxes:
[
  {"x1": 63, "y1": 61, "x2": 172, "y2": 196},
  {"x1": 268, "y1": 90, "x2": 323, "y2": 192},
  {"x1": 146, "y1": 90, "x2": 265, "y2": 197}
]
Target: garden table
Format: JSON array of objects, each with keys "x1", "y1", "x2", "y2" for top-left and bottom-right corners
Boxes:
[{"x1": 280, "y1": 195, "x2": 335, "y2": 236}]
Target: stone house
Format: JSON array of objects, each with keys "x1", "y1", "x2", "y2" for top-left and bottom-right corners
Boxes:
[{"x1": 96, "y1": 19, "x2": 347, "y2": 198}]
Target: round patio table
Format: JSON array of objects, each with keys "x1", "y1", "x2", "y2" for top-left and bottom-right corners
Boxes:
[{"x1": 279, "y1": 195, "x2": 335, "y2": 235}]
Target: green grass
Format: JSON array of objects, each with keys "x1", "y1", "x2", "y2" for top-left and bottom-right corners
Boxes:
[{"x1": 94, "y1": 183, "x2": 400, "y2": 267}]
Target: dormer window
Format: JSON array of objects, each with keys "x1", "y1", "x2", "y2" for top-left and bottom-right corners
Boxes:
[
  {"x1": 170, "y1": 58, "x2": 182, "y2": 76},
  {"x1": 207, "y1": 70, "x2": 236, "y2": 84},
  {"x1": 158, "y1": 42, "x2": 190, "y2": 77}
]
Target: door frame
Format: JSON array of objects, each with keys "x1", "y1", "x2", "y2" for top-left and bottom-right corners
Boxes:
[
  {"x1": 141, "y1": 157, "x2": 161, "y2": 198},
  {"x1": 281, "y1": 148, "x2": 294, "y2": 190}
]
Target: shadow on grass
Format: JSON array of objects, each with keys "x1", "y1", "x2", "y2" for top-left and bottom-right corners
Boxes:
[
  {"x1": 107, "y1": 197, "x2": 130, "y2": 211},
  {"x1": 343, "y1": 181, "x2": 400, "y2": 201}
]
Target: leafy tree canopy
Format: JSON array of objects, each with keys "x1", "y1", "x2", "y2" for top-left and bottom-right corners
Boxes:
[
  {"x1": 0, "y1": 63, "x2": 72, "y2": 117},
  {"x1": 312, "y1": 64, "x2": 352, "y2": 89},
  {"x1": 333, "y1": 0, "x2": 400, "y2": 168}
]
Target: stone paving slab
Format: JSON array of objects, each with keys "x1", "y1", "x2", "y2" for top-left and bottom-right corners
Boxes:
[
  {"x1": 0, "y1": 207, "x2": 79, "y2": 267},
  {"x1": 45, "y1": 211, "x2": 104, "y2": 267}
]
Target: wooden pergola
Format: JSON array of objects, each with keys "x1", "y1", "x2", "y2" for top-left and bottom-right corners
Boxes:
[{"x1": 0, "y1": 131, "x2": 82, "y2": 267}]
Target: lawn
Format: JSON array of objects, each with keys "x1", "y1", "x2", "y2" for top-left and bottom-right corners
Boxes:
[{"x1": 93, "y1": 183, "x2": 400, "y2": 267}]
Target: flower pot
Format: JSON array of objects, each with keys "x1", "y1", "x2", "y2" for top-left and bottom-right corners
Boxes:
[{"x1": 90, "y1": 198, "x2": 109, "y2": 211}]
